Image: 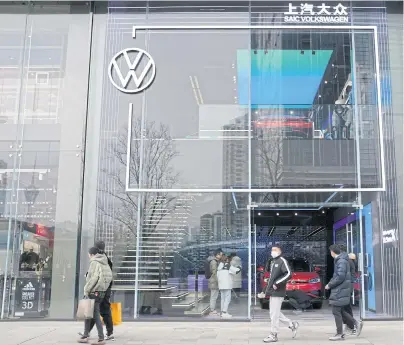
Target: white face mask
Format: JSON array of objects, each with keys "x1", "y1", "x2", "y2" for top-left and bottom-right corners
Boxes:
[{"x1": 271, "y1": 251, "x2": 280, "y2": 258}]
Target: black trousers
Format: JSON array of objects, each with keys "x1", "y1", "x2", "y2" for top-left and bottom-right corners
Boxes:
[
  {"x1": 332, "y1": 305, "x2": 356, "y2": 334},
  {"x1": 83, "y1": 294, "x2": 104, "y2": 340},
  {"x1": 343, "y1": 286, "x2": 354, "y2": 327},
  {"x1": 342, "y1": 304, "x2": 354, "y2": 326},
  {"x1": 89, "y1": 289, "x2": 113, "y2": 336}
]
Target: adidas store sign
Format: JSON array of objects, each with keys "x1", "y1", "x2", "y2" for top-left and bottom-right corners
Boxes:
[{"x1": 22, "y1": 282, "x2": 36, "y2": 291}]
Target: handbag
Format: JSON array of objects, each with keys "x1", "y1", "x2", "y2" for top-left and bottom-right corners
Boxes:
[
  {"x1": 76, "y1": 298, "x2": 95, "y2": 320},
  {"x1": 111, "y1": 302, "x2": 122, "y2": 326}
]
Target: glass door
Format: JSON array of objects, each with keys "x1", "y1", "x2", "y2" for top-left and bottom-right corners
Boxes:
[
  {"x1": 357, "y1": 204, "x2": 376, "y2": 317},
  {"x1": 251, "y1": 195, "x2": 364, "y2": 320},
  {"x1": 248, "y1": 204, "x2": 257, "y2": 319},
  {"x1": 334, "y1": 204, "x2": 368, "y2": 319}
]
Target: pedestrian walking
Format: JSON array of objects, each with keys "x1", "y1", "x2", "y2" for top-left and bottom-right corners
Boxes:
[
  {"x1": 338, "y1": 244, "x2": 358, "y2": 335},
  {"x1": 205, "y1": 249, "x2": 223, "y2": 316},
  {"x1": 326, "y1": 244, "x2": 363, "y2": 341},
  {"x1": 217, "y1": 254, "x2": 241, "y2": 318},
  {"x1": 78, "y1": 247, "x2": 113, "y2": 345},
  {"x1": 262, "y1": 246, "x2": 299, "y2": 343},
  {"x1": 78, "y1": 241, "x2": 114, "y2": 340}
]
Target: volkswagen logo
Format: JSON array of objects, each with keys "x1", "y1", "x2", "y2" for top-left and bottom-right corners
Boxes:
[{"x1": 108, "y1": 48, "x2": 156, "y2": 94}]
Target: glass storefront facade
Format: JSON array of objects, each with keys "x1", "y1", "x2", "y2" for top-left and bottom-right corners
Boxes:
[{"x1": 0, "y1": 1, "x2": 402, "y2": 320}]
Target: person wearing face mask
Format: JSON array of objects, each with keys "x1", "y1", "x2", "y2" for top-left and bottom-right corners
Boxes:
[
  {"x1": 325, "y1": 245, "x2": 363, "y2": 341},
  {"x1": 261, "y1": 246, "x2": 299, "y2": 343}
]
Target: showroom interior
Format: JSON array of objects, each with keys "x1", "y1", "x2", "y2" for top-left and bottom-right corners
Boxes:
[{"x1": 0, "y1": 1, "x2": 402, "y2": 321}]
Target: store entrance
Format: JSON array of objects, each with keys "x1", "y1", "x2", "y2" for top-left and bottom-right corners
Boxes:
[{"x1": 249, "y1": 203, "x2": 363, "y2": 320}]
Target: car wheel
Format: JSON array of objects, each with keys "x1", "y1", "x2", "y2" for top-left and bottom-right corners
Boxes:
[
  {"x1": 312, "y1": 301, "x2": 323, "y2": 309},
  {"x1": 260, "y1": 299, "x2": 269, "y2": 310}
]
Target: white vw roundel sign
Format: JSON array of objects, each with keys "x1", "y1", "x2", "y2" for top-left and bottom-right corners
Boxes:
[{"x1": 108, "y1": 48, "x2": 156, "y2": 93}]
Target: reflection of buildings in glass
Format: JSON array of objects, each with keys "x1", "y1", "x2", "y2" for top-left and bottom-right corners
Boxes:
[
  {"x1": 199, "y1": 213, "x2": 213, "y2": 244},
  {"x1": 0, "y1": 48, "x2": 62, "y2": 124},
  {"x1": 222, "y1": 114, "x2": 249, "y2": 190},
  {"x1": 198, "y1": 211, "x2": 223, "y2": 243},
  {"x1": 212, "y1": 211, "x2": 223, "y2": 241},
  {"x1": 186, "y1": 226, "x2": 198, "y2": 244},
  {"x1": 222, "y1": 115, "x2": 249, "y2": 238}
]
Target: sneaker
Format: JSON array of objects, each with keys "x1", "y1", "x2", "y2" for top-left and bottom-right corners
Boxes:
[
  {"x1": 106, "y1": 334, "x2": 115, "y2": 341},
  {"x1": 329, "y1": 334, "x2": 345, "y2": 341},
  {"x1": 208, "y1": 310, "x2": 220, "y2": 316},
  {"x1": 345, "y1": 327, "x2": 356, "y2": 336},
  {"x1": 77, "y1": 336, "x2": 89, "y2": 344},
  {"x1": 355, "y1": 320, "x2": 364, "y2": 337},
  {"x1": 90, "y1": 340, "x2": 105, "y2": 345},
  {"x1": 289, "y1": 321, "x2": 299, "y2": 338},
  {"x1": 263, "y1": 333, "x2": 278, "y2": 343},
  {"x1": 221, "y1": 312, "x2": 233, "y2": 319}
]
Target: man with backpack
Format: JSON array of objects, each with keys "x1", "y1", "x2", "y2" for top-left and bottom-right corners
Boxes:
[{"x1": 205, "y1": 249, "x2": 223, "y2": 316}]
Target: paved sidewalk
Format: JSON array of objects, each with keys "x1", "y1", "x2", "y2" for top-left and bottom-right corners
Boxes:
[{"x1": 0, "y1": 320, "x2": 402, "y2": 345}]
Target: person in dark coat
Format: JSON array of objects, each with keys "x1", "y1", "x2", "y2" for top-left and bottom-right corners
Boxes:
[
  {"x1": 325, "y1": 245, "x2": 363, "y2": 341},
  {"x1": 338, "y1": 244, "x2": 357, "y2": 334}
]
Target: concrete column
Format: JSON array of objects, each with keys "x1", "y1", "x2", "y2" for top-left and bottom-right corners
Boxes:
[{"x1": 47, "y1": 12, "x2": 91, "y2": 319}]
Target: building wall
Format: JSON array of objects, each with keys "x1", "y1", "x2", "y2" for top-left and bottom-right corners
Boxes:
[
  {"x1": 0, "y1": 2, "x2": 91, "y2": 319},
  {"x1": 0, "y1": 0, "x2": 402, "y2": 321}
]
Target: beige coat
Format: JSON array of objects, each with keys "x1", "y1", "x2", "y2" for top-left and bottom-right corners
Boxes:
[
  {"x1": 84, "y1": 254, "x2": 113, "y2": 296},
  {"x1": 208, "y1": 257, "x2": 219, "y2": 290}
]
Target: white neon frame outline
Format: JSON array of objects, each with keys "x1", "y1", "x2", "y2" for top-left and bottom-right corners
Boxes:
[{"x1": 125, "y1": 25, "x2": 385, "y2": 193}]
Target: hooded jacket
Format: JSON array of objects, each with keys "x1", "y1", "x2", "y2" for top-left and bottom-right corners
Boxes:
[
  {"x1": 230, "y1": 256, "x2": 242, "y2": 289},
  {"x1": 328, "y1": 252, "x2": 352, "y2": 306},
  {"x1": 84, "y1": 254, "x2": 113, "y2": 296}
]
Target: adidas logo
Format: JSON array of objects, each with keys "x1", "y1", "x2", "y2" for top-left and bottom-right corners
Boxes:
[{"x1": 22, "y1": 282, "x2": 35, "y2": 291}]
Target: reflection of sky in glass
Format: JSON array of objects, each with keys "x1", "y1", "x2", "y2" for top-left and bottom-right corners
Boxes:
[{"x1": 237, "y1": 49, "x2": 332, "y2": 109}]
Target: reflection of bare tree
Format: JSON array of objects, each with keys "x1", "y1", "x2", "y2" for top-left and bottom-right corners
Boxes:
[
  {"x1": 255, "y1": 129, "x2": 286, "y2": 203},
  {"x1": 98, "y1": 119, "x2": 179, "y2": 236}
]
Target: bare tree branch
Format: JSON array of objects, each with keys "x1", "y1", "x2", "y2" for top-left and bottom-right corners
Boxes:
[
  {"x1": 97, "y1": 119, "x2": 180, "y2": 242},
  {"x1": 256, "y1": 129, "x2": 288, "y2": 204}
]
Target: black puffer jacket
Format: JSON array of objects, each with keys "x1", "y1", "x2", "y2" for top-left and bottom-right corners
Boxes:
[{"x1": 328, "y1": 252, "x2": 351, "y2": 306}]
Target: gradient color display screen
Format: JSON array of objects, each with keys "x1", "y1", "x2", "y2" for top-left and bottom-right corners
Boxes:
[{"x1": 237, "y1": 49, "x2": 333, "y2": 109}]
